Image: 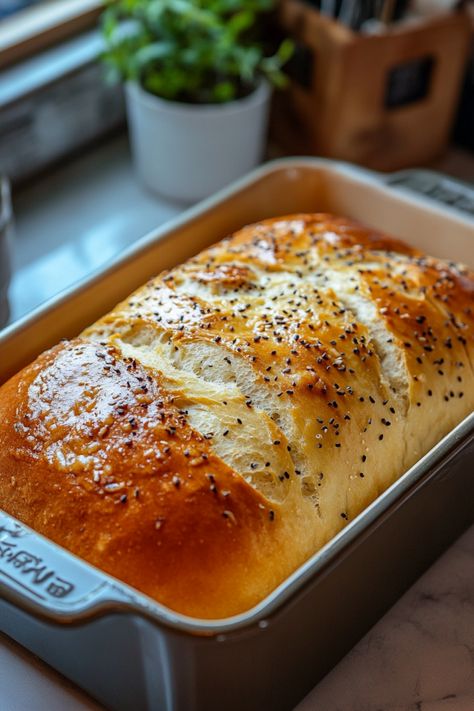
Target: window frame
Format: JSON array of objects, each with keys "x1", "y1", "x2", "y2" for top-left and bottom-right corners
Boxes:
[{"x1": 0, "y1": 0, "x2": 102, "y2": 69}]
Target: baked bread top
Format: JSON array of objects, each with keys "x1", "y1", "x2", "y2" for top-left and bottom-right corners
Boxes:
[{"x1": 0, "y1": 214, "x2": 472, "y2": 618}]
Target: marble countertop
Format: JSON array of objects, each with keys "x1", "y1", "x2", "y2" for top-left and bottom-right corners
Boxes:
[
  {"x1": 1, "y1": 137, "x2": 473, "y2": 710},
  {"x1": 2, "y1": 524, "x2": 473, "y2": 711},
  {"x1": 298, "y1": 525, "x2": 474, "y2": 711}
]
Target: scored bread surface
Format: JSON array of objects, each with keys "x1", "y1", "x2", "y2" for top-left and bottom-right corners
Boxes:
[{"x1": 0, "y1": 214, "x2": 472, "y2": 618}]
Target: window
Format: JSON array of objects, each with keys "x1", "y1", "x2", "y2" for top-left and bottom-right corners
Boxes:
[
  {"x1": 0, "y1": 1, "x2": 42, "y2": 20},
  {"x1": 0, "y1": 0, "x2": 101, "y2": 68}
]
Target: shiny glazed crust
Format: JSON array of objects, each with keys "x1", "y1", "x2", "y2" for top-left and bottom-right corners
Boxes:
[{"x1": 0, "y1": 214, "x2": 472, "y2": 619}]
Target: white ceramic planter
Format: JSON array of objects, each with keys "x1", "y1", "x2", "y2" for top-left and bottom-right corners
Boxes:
[{"x1": 125, "y1": 80, "x2": 271, "y2": 203}]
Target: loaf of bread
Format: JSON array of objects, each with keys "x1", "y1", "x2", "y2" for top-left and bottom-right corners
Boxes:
[{"x1": 0, "y1": 214, "x2": 472, "y2": 618}]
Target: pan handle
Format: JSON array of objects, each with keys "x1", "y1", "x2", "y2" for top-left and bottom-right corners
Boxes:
[
  {"x1": 0, "y1": 510, "x2": 134, "y2": 623},
  {"x1": 380, "y1": 168, "x2": 474, "y2": 217}
]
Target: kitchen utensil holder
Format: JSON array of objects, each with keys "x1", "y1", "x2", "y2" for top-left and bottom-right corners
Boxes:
[{"x1": 273, "y1": 4, "x2": 471, "y2": 171}]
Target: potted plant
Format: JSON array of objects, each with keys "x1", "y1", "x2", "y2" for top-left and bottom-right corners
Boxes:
[{"x1": 101, "y1": 0, "x2": 292, "y2": 202}]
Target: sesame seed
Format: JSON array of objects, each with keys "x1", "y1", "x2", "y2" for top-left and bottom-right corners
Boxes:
[{"x1": 222, "y1": 510, "x2": 236, "y2": 523}]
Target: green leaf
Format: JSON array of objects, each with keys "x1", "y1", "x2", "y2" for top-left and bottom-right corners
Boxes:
[
  {"x1": 226, "y1": 10, "x2": 255, "y2": 38},
  {"x1": 213, "y1": 81, "x2": 236, "y2": 102},
  {"x1": 101, "y1": 8, "x2": 118, "y2": 41},
  {"x1": 276, "y1": 38, "x2": 294, "y2": 64},
  {"x1": 133, "y1": 41, "x2": 174, "y2": 70},
  {"x1": 99, "y1": 0, "x2": 289, "y2": 103}
]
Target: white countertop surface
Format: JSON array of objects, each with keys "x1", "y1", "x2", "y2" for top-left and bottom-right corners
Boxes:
[{"x1": 2, "y1": 137, "x2": 473, "y2": 710}]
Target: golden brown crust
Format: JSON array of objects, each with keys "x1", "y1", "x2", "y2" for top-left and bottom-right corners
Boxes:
[
  {"x1": 0, "y1": 214, "x2": 472, "y2": 618},
  {"x1": 0, "y1": 339, "x2": 286, "y2": 617}
]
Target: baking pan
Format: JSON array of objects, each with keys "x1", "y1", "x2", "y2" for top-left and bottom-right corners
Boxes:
[{"x1": 0, "y1": 158, "x2": 473, "y2": 711}]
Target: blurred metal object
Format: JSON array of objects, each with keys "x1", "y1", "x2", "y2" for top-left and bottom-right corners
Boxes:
[
  {"x1": 0, "y1": 177, "x2": 12, "y2": 329},
  {"x1": 409, "y1": 0, "x2": 460, "y2": 15},
  {"x1": 320, "y1": 0, "x2": 337, "y2": 15},
  {"x1": 380, "y1": 0, "x2": 397, "y2": 22},
  {"x1": 303, "y1": 0, "x2": 413, "y2": 26},
  {"x1": 338, "y1": 0, "x2": 359, "y2": 25}
]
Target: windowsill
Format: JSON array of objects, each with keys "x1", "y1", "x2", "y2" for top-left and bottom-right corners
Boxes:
[{"x1": 8, "y1": 134, "x2": 184, "y2": 323}]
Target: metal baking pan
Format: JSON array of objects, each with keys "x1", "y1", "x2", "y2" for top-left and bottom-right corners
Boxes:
[{"x1": 0, "y1": 158, "x2": 473, "y2": 711}]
